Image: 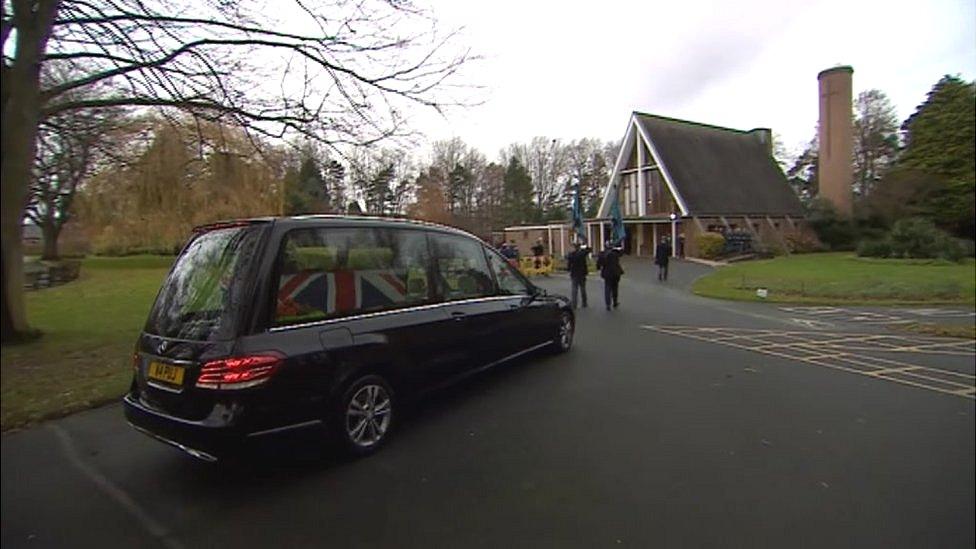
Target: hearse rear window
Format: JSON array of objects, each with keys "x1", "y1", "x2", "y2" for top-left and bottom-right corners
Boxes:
[
  {"x1": 273, "y1": 228, "x2": 432, "y2": 326},
  {"x1": 145, "y1": 225, "x2": 263, "y2": 341}
]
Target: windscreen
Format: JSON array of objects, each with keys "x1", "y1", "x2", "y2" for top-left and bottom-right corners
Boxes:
[{"x1": 145, "y1": 225, "x2": 264, "y2": 341}]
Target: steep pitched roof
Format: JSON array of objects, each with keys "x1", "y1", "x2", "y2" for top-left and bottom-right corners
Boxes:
[{"x1": 633, "y1": 112, "x2": 804, "y2": 216}]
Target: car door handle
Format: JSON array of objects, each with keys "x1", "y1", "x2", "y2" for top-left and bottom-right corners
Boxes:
[{"x1": 450, "y1": 311, "x2": 467, "y2": 320}]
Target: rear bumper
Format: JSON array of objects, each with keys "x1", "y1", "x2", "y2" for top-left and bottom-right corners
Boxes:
[
  {"x1": 127, "y1": 421, "x2": 220, "y2": 462},
  {"x1": 123, "y1": 394, "x2": 240, "y2": 461},
  {"x1": 124, "y1": 394, "x2": 325, "y2": 462}
]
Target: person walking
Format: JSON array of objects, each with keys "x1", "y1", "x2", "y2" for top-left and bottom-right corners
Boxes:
[
  {"x1": 531, "y1": 237, "x2": 546, "y2": 270},
  {"x1": 501, "y1": 240, "x2": 519, "y2": 269},
  {"x1": 655, "y1": 237, "x2": 671, "y2": 281},
  {"x1": 565, "y1": 241, "x2": 590, "y2": 309},
  {"x1": 596, "y1": 240, "x2": 624, "y2": 310}
]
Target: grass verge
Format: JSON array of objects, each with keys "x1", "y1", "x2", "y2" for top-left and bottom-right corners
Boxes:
[
  {"x1": 895, "y1": 322, "x2": 976, "y2": 340},
  {"x1": 692, "y1": 253, "x2": 976, "y2": 306},
  {"x1": 1, "y1": 255, "x2": 172, "y2": 431}
]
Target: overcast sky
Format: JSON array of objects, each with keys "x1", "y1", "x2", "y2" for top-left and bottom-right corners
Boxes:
[{"x1": 410, "y1": 0, "x2": 976, "y2": 160}]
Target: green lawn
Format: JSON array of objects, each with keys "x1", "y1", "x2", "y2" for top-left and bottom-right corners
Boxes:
[
  {"x1": 1, "y1": 255, "x2": 173, "y2": 431},
  {"x1": 692, "y1": 253, "x2": 976, "y2": 305}
]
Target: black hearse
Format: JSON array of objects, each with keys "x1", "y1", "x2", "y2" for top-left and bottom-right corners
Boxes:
[{"x1": 124, "y1": 216, "x2": 574, "y2": 461}]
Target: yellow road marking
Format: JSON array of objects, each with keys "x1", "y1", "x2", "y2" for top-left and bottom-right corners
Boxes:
[
  {"x1": 882, "y1": 370, "x2": 974, "y2": 390},
  {"x1": 646, "y1": 325, "x2": 974, "y2": 355},
  {"x1": 912, "y1": 368, "x2": 976, "y2": 380},
  {"x1": 866, "y1": 366, "x2": 920, "y2": 376},
  {"x1": 641, "y1": 325, "x2": 975, "y2": 400}
]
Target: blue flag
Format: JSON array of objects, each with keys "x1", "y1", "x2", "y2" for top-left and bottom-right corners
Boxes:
[
  {"x1": 609, "y1": 191, "x2": 625, "y2": 246},
  {"x1": 571, "y1": 184, "x2": 586, "y2": 244}
]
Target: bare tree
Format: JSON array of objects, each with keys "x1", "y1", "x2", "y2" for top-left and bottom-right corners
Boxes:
[
  {"x1": 29, "y1": 104, "x2": 116, "y2": 259},
  {"x1": 348, "y1": 146, "x2": 411, "y2": 215},
  {"x1": 503, "y1": 137, "x2": 570, "y2": 219},
  {"x1": 2, "y1": 0, "x2": 473, "y2": 340},
  {"x1": 323, "y1": 159, "x2": 347, "y2": 213},
  {"x1": 430, "y1": 137, "x2": 475, "y2": 215},
  {"x1": 431, "y1": 138, "x2": 469, "y2": 175},
  {"x1": 565, "y1": 138, "x2": 617, "y2": 216},
  {"x1": 385, "y1": 151, "x2": 417, "y2": 217},
  {"x1": 473, "y1": 161, "x2": 505, "y2": 230},
  {"x1": 771, "y1": 132, "x2": 794, "y2": 174},
  {"x1": 387, "y1": 173, "x2": 416, "y2": 217},
  {"x1": 787, "y1": 132, "x2": 819, "y2": 203},
  {"x1": 853, "y1": 89, "x2": 899, "y2": 197},
  {"x1": 28, "y1": 66, "x2": 121, "y2": 259}
]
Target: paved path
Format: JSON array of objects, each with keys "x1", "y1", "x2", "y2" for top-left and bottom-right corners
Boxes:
[{"x1": 3, "y1": 259, "x2": 973, "y2": 548}]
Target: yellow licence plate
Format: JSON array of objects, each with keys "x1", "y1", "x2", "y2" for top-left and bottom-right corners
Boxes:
[{"x1": 147, "y1": 361, "x2": 185, "y2": 386}]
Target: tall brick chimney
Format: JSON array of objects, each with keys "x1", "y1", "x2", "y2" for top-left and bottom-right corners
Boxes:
[
  {"x1": 750, "y1": 128, "x2": 773, "y2": 156},
  {"x1": 817, "y1": 66, "x2": 854, "y2": 217}
]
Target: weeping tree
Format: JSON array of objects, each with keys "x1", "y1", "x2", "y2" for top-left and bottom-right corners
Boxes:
[
  {"x1": 75, "y1": 115, "x2": 289, "y2": 254},
  {"x1": 1, "y1": 0, "x2": 472, "y2": 341}
]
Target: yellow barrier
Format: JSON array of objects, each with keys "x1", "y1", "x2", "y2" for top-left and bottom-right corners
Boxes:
[{"x1": 519, "y1": 256, "x2": 554, "y2": 277}]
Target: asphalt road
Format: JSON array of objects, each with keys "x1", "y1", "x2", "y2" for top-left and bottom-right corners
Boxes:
[{"x1": 3, "y1": 259, "x2": 974, "y2": 548}]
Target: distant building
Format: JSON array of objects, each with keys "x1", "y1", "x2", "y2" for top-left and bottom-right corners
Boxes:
[
  {"x1": 22, "y1": 223, "x2": 42, "y2": 247},
  {"x1": 505, "y1": 111, "x2": 812, "y2": 259},
  {"x1": 21, "y1": 220, "x2": 91, "y2": 257}
]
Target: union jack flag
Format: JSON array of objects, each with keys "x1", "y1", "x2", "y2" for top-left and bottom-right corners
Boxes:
[{"x1": 276, "y1": 270, "x2": 409, "y2": 318}]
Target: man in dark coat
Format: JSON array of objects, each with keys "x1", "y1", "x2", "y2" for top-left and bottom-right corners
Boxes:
[
  {"x1": 565, "y1": 241, "x2": 590, "y2": 309},
  {"x1": 596, "y1": 241, "x2": 624, "y2": 310},
  {"x1": 500, "y1": 240, "x2": 519, "y2": 268},
  {"x1": 655, "y1": 237, "x2": 671, "y2": 281},
  {"x1": 531, "y1": 238, "x2": 545, "y2": 269}
]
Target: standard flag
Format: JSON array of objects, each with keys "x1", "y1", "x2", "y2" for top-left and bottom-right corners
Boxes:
[
  {"x1": 571, "y1": 183, "x2": 586, "y2": 244},
  {"x1": 609, "y1": 190, "x2": 626, "y2": 246}
]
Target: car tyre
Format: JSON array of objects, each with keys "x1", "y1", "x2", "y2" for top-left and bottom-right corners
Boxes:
[{"x1": 332, "y1": 374, "x2": 396, "y2": 457}]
